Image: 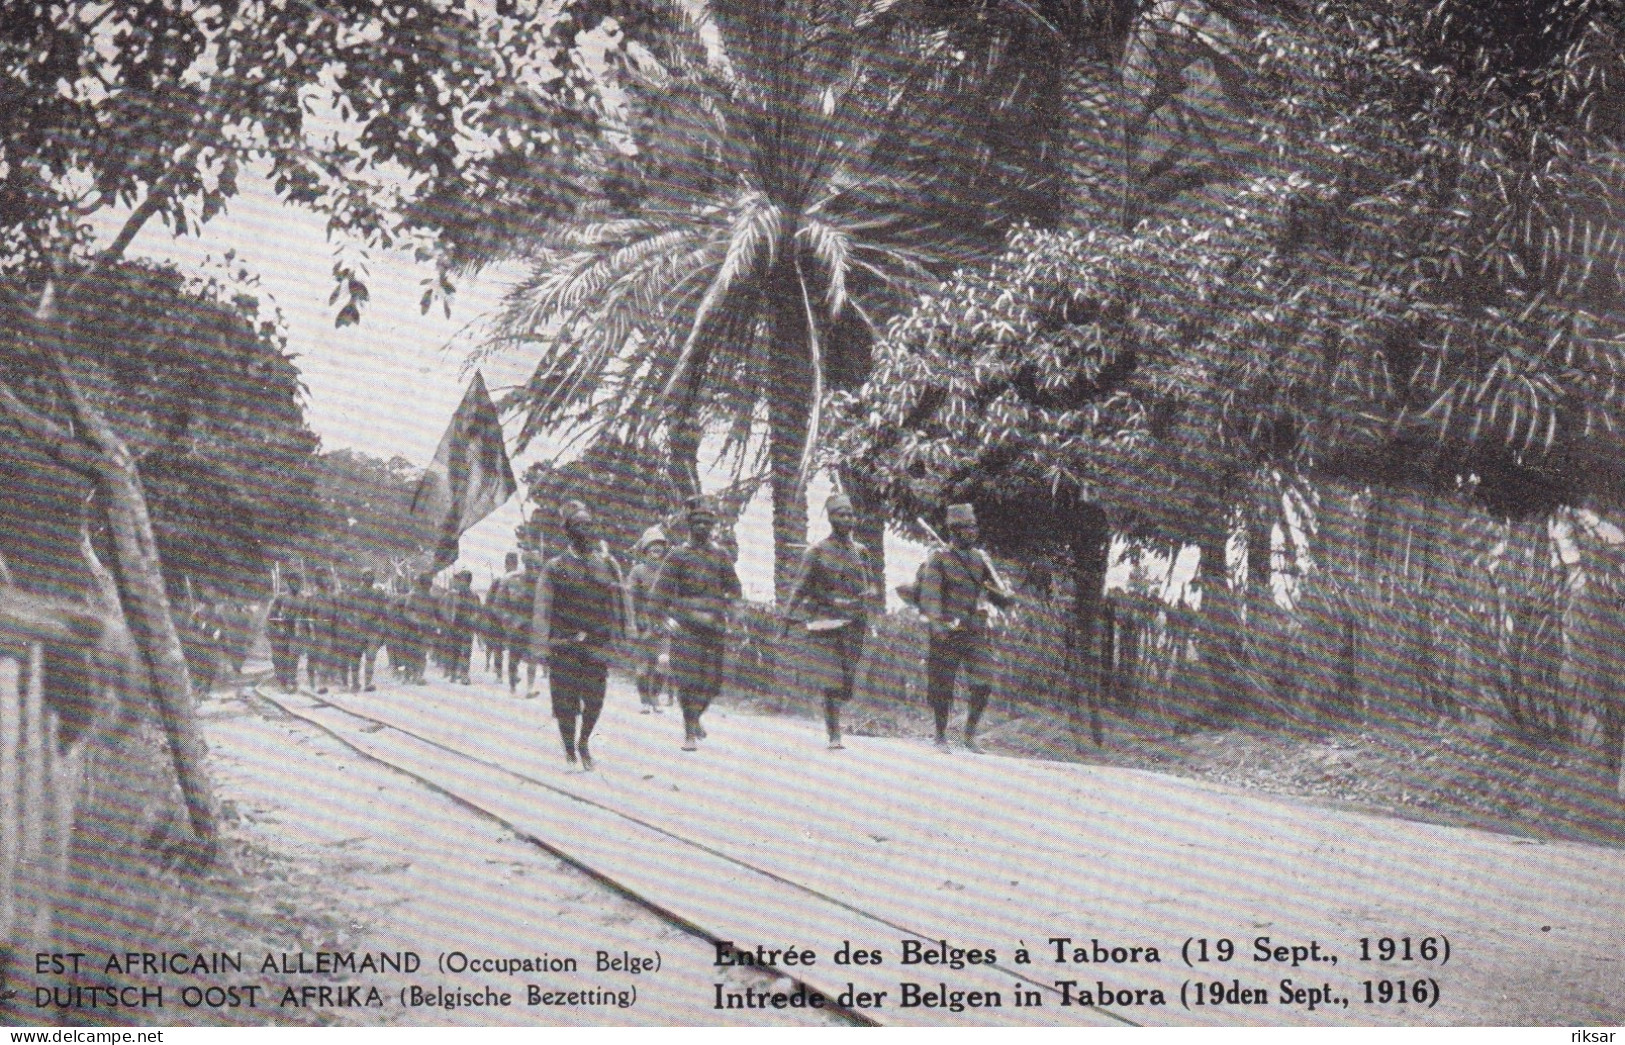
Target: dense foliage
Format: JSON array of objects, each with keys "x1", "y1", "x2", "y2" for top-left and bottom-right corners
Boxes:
[
  {"x1": 839, "y1": 0, "x2": 1625, "y2": 542},
  {"x1": 478, "y1": 0, "x2": 1055, "y2": 594},
  {"x1": 0, "y1": 260, "x2": 317, "y2": 598},
  {"x1": 290, "y1": 449, "x2": 437, "y2": 583}
]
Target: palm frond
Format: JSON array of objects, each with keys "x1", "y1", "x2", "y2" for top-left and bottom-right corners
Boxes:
[{"x1": 662, "y1": 192, "x2": 782, "y2": 401}]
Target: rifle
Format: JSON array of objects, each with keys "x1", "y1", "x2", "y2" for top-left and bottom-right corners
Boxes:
[{"x1": 915, "y1": 517, "x2": 1015, "y2": 626}]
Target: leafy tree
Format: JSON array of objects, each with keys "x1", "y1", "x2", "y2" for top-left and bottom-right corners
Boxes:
[
  {"x1": 0, "y1": 0, "x2": 655, "y2": 863},
  {"x1": 479, "y1": 0, "x2": 1039, "y2": 598},
  {"x1": 520, "y1": 439, "x2": 681, "y2": 558},
  {"x1": 913, "y1": 0, "x2": 1265, "y2": 231},
  {"x1": 291, "y1": 450, "x2": 438, "y2": 584},
  {"x1": 1, "y1": 261, "x2": 319, "y2": 596},
  {"x1": 837, "y1": 0, "x2": 1625, "y2": 735}
]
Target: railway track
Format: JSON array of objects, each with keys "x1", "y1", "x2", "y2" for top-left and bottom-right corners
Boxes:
[{"x1": 247, "y1": 683, "x2": 1132, "y2": 1028}]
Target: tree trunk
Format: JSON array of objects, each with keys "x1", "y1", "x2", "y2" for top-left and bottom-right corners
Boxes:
[
  {"x1": 666, "y1": 411, "x2": 703, "y2": 502},
  {"x1": 767, "y1": 261, "x2": 813, "y2": 603},
  {"x1": 1197, "y1": 518, "x2": 1243, "y2": 721},
  {"x1": 1244, "y1": 508, "x2": 1283, "y2": 719},
  {"x1": 1297, "y1": 483, "x2": 1361, "y2": 726},
  {"x1": 95, "y1": 439, "x2": 218, "y2": 867},
  {"x1": 1395, "y1": 491, "x2": 1444, "y2": 719},
  {"x1": 40, "y1": 333, "x2": 220, "y2": 866},
  {"x1": 1070, "y1": 503, "x2": 1111, "y2": 747},
  {"x1": 1055, "y1": 45, "x2": 1134, "y2": 232},
  {"x1": 838, "y1": 465, "x2": 887, "y2": 614}
]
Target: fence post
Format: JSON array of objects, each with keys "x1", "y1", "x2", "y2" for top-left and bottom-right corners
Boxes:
[{"x1": 0, "y1": 655, "x2": 18, "y2": 948}]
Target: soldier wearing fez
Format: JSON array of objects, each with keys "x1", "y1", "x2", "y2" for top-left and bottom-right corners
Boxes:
[
  {"x1": 919, "y1": 502, "x2": 1014, "y2": 753},
  {"x1": 341, "y1": 570, "x2": 388, "y2": 692},
  {"x1": 266, "y1": 574, "x2": 303, "y2": 692},
  {"x1": 534, "y1": 502, "x2": 624, "y2": 769},
  {"x1": 653, "y1": 495, "x2": 742, "y2": 751},
  {"x1": 783, "y1": 493, "x2": 878, "y2": 750},
  {"x1": 306, "y1": 573, "x2": 338, "y2": 694},
  {"x1": 442, "y1": 570, "x2": 482, "y2": 685}
]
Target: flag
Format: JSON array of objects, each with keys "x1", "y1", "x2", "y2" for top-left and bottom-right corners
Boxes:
[{"x1": 411, "y1": 372, "x2": 517, "y2": 570}]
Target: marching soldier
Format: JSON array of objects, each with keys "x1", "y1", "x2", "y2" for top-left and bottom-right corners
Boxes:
[
  {"x1": 783, "y1": 493, "x2": 879, "y2": 750},
  {"x1": 626, "y1": 524, "x2": 672, "y2": 714},
  {"x1": 399, "y1": 573, "x2": 437, "y2": 684},
  {"x1": 533, "y1": 502, "x2": 624, "y2": 769},
  {"x1": 484, "y1": 555, "x2": 512, "y2": 679},
  {"x1": 516, "y1": 552, "x2": 544, "y2": 696},
  {"x1": 487, "y1": 552, "x2": 527, "y2": 691},
  {"x1": 442, "y1": 570, "x2": 481, "y2": 685},
  {"x1": 342, "y1": 570, "x2": 388, "y2": 692},
  {"x1": 267, "y1": 574, "x2": 303, "y2": 692},
  {"x1": 919, "y1": 503, "x2": 1014, "y2": 753},
  {"x1": 305, "y1": 574, "x2": 339, "y2": 695},
  {"x1": 652, "y1": 496, "x2": 742, "y2": 751},
  {"x1": 331, "y1": 573, "x2": 363, "y2": 692}
]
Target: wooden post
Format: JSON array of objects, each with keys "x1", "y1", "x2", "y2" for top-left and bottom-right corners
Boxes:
[
  {"x1": 19, "y1": 642, "x2": 48, "y2": 949},
  {"x1": 1617, "y1": 718, "x2": 1625, "y2": 800},
  {"x1": 1, "y1": 656, "x2": 19, "y2": 947}
]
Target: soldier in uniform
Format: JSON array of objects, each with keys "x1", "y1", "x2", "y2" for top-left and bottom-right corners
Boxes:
[
  {"x1": 625, "y1": 525, "x2": 671, "y2": 714},
  {"x1": 783, "y1": 493, "x2": 878, "y2": 750},
  {"x1": 342, "y1": 570, "x2": 388, "y2": 692},
  {"x1": 305, "y1": 574, "x2": 339, "y2": 695},
  {"x1": 485, "y1": 552, "x2": 521, "y2": 689},
  {"x1": 653, "y1": 496, "x2": 742, "y2": 751},
  {"x1": 442, "y1": 570, "x2": 482, "y2": 684},
  {"x1": 331, "y1": 573, "x2": 363, "y2": 692},
  {"x1": 399, "y1": 573, "x2": 437, "y2": 684},
  {"x1": 500, "y1": 552, "x2": 539, "y2": 695},
  {"x1": 484, "y1": 555, "x2": 509, "y2": 678},
  {"x1": 266, "y1": 574, "x2": 303, "y2": 692},
  {"x1": 919, "y1": 503, "x2": 1014, "y2": 753},
  {"x1": 533, "y1": 503, "x2": 623, "y2": 769}
]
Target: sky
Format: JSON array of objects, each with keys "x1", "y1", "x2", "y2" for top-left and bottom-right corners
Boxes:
[{"x1": 117, "y1": 178, "x2": 929, "y2": 602}]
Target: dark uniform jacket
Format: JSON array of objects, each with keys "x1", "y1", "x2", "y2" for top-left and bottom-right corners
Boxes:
[
  {"x1": 402, "y1": 589, "x2": 438, "y2": 643},
  {"x1": 338, "y1": 586, "x2": 387, "y2": 650},
  {"x1": 652, "y1": 543, "x2": 742, "y2": 635},
  {"x1": 533, "y1": 548, "x2": 624, "y2": 659},
  {"x1": 492, "y1": 569, "x2": 534, "y2": 645},
  {"x1": 920, "y1": 547, "x2": 1012, "y2": 634},
  {"x1": 267, "y1": 592, "x2": 302, "y2": 639},
  {"x1": 785, "y1": 537, "x2": 876, "y2": 626},
  {"x1": 441, "y1": 588, "x2": 482, "y2": 635}
]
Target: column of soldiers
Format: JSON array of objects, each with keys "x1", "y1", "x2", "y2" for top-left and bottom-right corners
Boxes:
[{"x1": 264, "y1": 496, "x2": 1012, "y2": 765}]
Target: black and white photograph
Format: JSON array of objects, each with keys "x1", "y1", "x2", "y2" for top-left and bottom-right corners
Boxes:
[{"x1": 2, "y1": 0, "x2": 1624, "y2": 1031}]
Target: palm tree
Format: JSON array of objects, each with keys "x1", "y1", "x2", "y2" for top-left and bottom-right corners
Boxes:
[{"x1": 477, "y1": 0, "x2": 1023, "y2": 597}]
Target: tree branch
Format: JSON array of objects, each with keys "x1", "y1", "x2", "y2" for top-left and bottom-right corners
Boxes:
[
  {"x1": 0, "y1": 378, "x2": 100, "y2": 476},
  {"x1": 61, "y1": 163, "x2": 191, "y2": 308}
]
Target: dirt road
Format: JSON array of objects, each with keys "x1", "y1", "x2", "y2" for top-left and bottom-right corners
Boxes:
[
  {"x1": 239, "y1": 669, "x2": 1625, "y2": 1027},
  {"x1": 28, "y1": 664, "x2": 1617, "y2": 1028},
  {"x1": 160, "y1": 688, "x2": 847, "y2": 1027}
]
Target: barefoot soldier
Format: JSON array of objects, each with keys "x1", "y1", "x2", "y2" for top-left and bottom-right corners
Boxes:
[
  {"x1": 626, "y1": 524, "x2": 672, "y2": 714},
  {"x1": 306, "y1": 573, "x2": 338, "y2": 694},
  {"x1": 442, "y1": 570, "x2": 482, "y2": 685},
  {"x1": 919, "y1": 503, "x2": 1014, "y2": 753},
  {"x1": 344, "y1": 570, "x2": 388, "y2": 692},
  {"x1": 783, "y1": 493, "x2": 878, "y2": 750},
  {"x1": 399, "y1": 573, "x2": 437, "y2": 684},
  {"x1": 533, "y1": 502, "x2": 624, "y2": 769},
  {"x1": 653, "y1": 496, "x2": 742, "y2": 751},
  {"x1": 267, "y1": 574, "x2": 303, "y2": 692}
]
